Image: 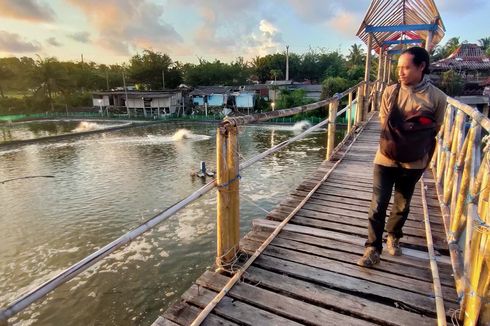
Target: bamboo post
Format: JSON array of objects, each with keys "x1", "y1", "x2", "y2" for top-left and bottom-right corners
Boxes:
[
  {"x1": 437, "y1": 105, "x2": 455, "y2": 184},
  {"x1": 347, "y1": 91, "x2": 353, "y2": 133},
  {"x1": 483, "y1": 103, "x2": 489, "y2": 119},
  {"x1": 443, "y1": 112, "x2": 465, "y2": 202},
  {"x1": 463, "y1": 149, "x2": 489, "y2": 324},
  {"x1": 461, "y1": 125, "x2": 482, "y2": 319},
  {"x1": 356, "y1": 86, "x2": 364, "y2": 123},
  {"x1": 326, "y1": 99, "x2": 339, "y2": 160},
  {"x1": 364, "y1": 33, "x2": 372, "y2": 117},
  {"x1": 451, "y1": 123, "x2": 478, "y2": 240},
  {"x1": 216, "y1": 126, "x2": 240, "y2": 270}
]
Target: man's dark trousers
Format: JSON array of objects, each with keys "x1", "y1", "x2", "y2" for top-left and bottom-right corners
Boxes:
[{"x1": 365, "y1": 164, "x2": 425, "y2": 253}]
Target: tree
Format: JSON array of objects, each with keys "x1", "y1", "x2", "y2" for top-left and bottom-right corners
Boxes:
[
  {"x1": 321, "y1": 76, "x2": 350, "y2": 99},
  {"x1": 347, "y1": 44, "x2": 365, "y2": 67},
  {"x1": 439, "y1": 70, "x2": 464, "y2": 96},
  {"x1": 0, "y1": 63, "x2": 14, "y2": 98},
  {"x1": 32, "y1": 56, "x2": 68, "y2": 110},
  {"x1": 128, "y1": 50, "x2": 182, "y2": 89}
]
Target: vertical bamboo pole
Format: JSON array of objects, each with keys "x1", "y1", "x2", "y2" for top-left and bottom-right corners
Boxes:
[
  {"x1": 437, "y1": 105, "x2": 455, "y2": 184},
  {"x1": 216, "y1": 126, "x2": 240, "y2": 270},
  {"x1": 326, "y1": 100, "x2": 339, "y2": 161},
  {"x1": 375, "y1": 50, "x2": 384, "y2": 111},
  {"x1": 425, "y1": 31, "x2": 434, "y2": 52},
  {"x1": 483, "y1": 103, "x2": 489, "y2": 118},
  {"x1": 356, "y1": 85, "x2": 364, "y2": 123},
  {"x1": 347, "y1": 91, "x2": 353, "y2": 133},
  {"x1": 461, "y1": 125, "x2": 482, "y2": 320},
  {"x1": 364, "y1": 33, "x2": 373, "y2": 117},
  {"x1": 451, "y1": 123, "x2": 478, "y2": 240},
  {"x1": 383, "y1": 53, "x2": 389, "y2": 84},
  {"x1": 443, "y1": 111, "x2": 465, "y2": 202}
]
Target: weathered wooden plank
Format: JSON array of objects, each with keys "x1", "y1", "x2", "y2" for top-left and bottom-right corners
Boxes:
[
  {"x1": 196, "y1": 271, "x2": 377, "y2": 326},
  {"x1": 253, "y1": 218, "x2": 452, "y2": 264},
  {"x1": 242, "y1": 229, "x2": 453, "y2": 275},
  {"x1": 253, "y1": 254, "x2": 458, "y2": 317},
  {"x1": 256, "y1": 244, "x2": 458, "y2": 302},
  {"x1": 243, "y1": 266, "x2": 437, "y2": 326},
  {"x1": 161, "y1": 302, "x2": 238, "y2": 326},
  {"x1": 240, "y1": 236, "x2": 454, "y2": 287},
  {"x1": 182, "y1": 284, "x2": 303, "y2": 326},
  {"x1": 153, "y1": 316, "x2": 180, "y2": 326},
  {"x1": 268, "y1": 207, "x2": 447, "y2": 250},
  {"x1": 282, "y1": 198, "x2": 447, "y2": 238},
  {"x1": 283, "y1": 196, "x2": 447, "y2": 234}
]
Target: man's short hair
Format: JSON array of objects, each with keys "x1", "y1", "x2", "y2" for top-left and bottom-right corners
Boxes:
[{"x1": 401, "y1": 46, "x2": 431, "y2": 75}]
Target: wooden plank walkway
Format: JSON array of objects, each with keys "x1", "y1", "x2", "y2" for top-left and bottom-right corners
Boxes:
[{"x1": 154, "y1": 115, "x2": 457, "y2": 326}]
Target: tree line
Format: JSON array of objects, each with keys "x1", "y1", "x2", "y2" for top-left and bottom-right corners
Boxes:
[{"x1": 0, "y1": 36, "x2": 488, "y2": 114}]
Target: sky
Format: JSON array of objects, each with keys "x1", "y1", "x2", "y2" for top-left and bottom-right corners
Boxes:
[{"x1": 0, "y1": 0, "x2": 488, "y2": 65}]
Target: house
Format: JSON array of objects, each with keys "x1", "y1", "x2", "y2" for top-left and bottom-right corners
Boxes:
[
  {"x1": 189, "y1": 86, "x2": 233, "y2": 114},
  {"x1": 431, "y1": 43, "x2": 490, "y2": 96},
  {"x1": 92, "y1": 90, "x2": 184, "y2": 117}
]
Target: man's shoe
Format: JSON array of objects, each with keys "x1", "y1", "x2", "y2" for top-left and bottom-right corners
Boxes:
[
  {"x1": 357, "y1": 247, "x2": 380, "y2": 267},
  {"x1": 386, "y1": 234, "x2": 402, "y2": 256}
]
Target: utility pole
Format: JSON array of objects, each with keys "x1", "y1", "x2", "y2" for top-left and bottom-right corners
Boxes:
[
  {"x1": 162, "y1": 69, "x2": 165, "y2": 89},
  {"x1": 122, "y1": 69, "x2": 129, "y2": 117},
  {"x1": 105, "y1": 69, "x2": 109, "y2": 90},
  {"x1": 285, "y1": 45, "x2": 289, "y2": 81}
]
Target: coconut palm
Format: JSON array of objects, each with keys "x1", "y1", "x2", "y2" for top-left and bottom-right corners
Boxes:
[{"x1": 347, "y1": 44, "x2": 365, "y2": 66}]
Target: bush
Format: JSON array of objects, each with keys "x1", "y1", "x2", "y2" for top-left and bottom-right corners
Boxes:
[{"x1": 321, "y1": 77, "x2": 350, "y2": 99}]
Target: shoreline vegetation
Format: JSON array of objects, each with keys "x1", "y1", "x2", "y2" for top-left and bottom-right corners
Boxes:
[{"x1": 1, "y1": 37, "x2": 488, "y2": 116}]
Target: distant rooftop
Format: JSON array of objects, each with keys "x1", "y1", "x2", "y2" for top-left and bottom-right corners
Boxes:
[{"x1": 432, "y1": 43, "x2": 490, "y2": 71}]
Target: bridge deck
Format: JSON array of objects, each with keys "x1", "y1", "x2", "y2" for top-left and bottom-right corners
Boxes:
[{"x1": 155, "y1": 115, "x2": 457, "y2": 326}]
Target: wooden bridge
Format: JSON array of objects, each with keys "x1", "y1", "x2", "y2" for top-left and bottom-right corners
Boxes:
[{"x1": 155, "y1": 112, "x2": 463, "y2": 326}]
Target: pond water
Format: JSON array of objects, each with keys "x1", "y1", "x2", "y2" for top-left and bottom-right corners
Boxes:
[
  {"x1": 0, "y1": 120, "x2": 131, "y2": 143},
  {"x1": 0, "y1": 120, "x2": 331, "y2": 325}
]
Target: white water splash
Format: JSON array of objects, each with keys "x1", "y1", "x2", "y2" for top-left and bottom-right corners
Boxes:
[
  {"x1": 292, "y1": 120, "x2": 312, "y2": 131},
  {"x1": 72, "y1": 122, "x2": 103, "y2": 132},
  {"x1": 171, "y1": 129, "x2": 192, "y2": 141}
]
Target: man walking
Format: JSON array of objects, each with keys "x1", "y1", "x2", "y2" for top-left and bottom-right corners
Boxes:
[{"x1": 358, "y1": 46, "x2": 447, "y2": 267}]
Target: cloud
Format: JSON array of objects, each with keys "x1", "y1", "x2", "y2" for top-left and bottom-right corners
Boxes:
[
  {"x1": 327, "y1": 11, "x2": 359, "y2": 37},
  {"x1": 0, "y1": 0, "x2": 55, "y2": 22},
  {"x1": 68, "y1": 31, "x2": 91, "y2": 43},
  {"x1": 0, "y1": 30, "x2": 41, "y2": 52},
  {"x1": 46, "y1": 37, "x2": 62, "y2": 47},
  {"x1": 66, "y1": 0, "x2": 183, "y2": 55},
  {"x1": 244, "y1": 20, "x2": 283, "y2": 57}
]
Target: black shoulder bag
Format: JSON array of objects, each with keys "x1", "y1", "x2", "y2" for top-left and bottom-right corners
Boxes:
[{"x1": 379, "y1": 84, "x2": 437, "y2": 163}]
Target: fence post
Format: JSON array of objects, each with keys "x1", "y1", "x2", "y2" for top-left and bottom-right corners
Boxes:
[
  {"x1": 326, "y1": 99, "x2": 339, "y2": 160},
  {"x1": 347, "y1": 91, "x2": 353, "y2": 133},
  {"x1": 216, "y1": 125, "x2": 240, "y2": 270},
  {"x1": 356, "y1": 85, "x2": 364, "y2": 124}
]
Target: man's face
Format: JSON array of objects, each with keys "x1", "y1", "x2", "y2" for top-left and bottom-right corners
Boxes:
[{"x1": 397, "y1": 53, "x2": 425, "y2": 86}]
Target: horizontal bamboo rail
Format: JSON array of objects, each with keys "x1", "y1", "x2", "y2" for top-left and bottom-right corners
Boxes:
[{"x1": 432, "y1": 96, "x2": 490, "y2": 325}]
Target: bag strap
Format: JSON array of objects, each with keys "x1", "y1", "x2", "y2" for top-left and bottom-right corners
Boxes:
[{"x1": 387, "y1": 83, "x2": 401, "y2": 119}]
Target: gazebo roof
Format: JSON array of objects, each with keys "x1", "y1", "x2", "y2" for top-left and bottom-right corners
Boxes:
[{"x1": 357, "y1": 0, "x2": 445, "y2": 53}]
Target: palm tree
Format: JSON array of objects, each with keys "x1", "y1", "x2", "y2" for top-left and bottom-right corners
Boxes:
[
  {"x1": 347, "y1": 44, "x2": 365, "y2": 66},
  {"x1": 478, "y1": 37, "x2": 490, "y2": 52},
  {"x1": 32, "y1": 56, "x2": 67, "y2": 111}
]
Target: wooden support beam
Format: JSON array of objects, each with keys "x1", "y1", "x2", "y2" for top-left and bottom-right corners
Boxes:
[
  {"x1": 216, "y1": 126, "x2": 240, "y2": 269},
  {"x1": 364, "y1": 33, "x2": 373, "y2": 116},
  {"x1": 326, "y1": 100, "x2": 339, "y2": 161}
]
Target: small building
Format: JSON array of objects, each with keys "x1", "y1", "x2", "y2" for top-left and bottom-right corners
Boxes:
[
  {"x1": 92, "y1": 90, "x2": 184, "y2": 117},
  {"x1": 189, "y1": 86, "x2": 233, "y2": 114},
  {"x1": 431, "y1": 43, "x2": 490, "y2": 96}
]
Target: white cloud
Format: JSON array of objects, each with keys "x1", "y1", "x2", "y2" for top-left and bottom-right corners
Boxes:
[
  {"x1": 46, "y1": 37, "x2": 62, "y2": 47},
  {"x1": 68, "y1": 31, "x2": 91, "y2": 43},
  {"x1": 0, "y1": 30, "x2": 41, "y2": 52},
  {"x1": 0, "y1": 0, "x2": 55, "y2": 22},
  {"x1": 66, "y1": 0, "x2": 183, "y2": 55}
]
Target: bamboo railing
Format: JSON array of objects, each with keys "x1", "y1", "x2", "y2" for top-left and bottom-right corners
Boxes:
[{"x1": 431, "y1": 98, "x2": 490, "y2": 325}]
